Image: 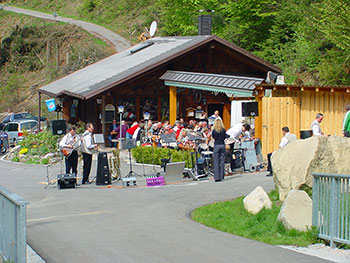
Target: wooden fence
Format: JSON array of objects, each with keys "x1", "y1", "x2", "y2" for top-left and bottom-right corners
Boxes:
[{"x1": 260, "y1": 90, "x2": 350, "y2": 156}]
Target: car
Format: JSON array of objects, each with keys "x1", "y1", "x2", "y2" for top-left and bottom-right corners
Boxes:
[
  {"x1": 0, "y1": 112, "x2": 46, "y2": 130},
  {"x1": 3, "y1": 120, "x2": 39, "y2": 145}
]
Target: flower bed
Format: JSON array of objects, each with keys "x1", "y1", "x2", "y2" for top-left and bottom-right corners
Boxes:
[{"x1": 5, "y1": 131, "x2": 61, "y2": 164}]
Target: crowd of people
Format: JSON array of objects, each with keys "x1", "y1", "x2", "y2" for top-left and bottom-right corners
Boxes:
[{"x1": 59, "y1": 104, "x2": 350, "y2": 184}]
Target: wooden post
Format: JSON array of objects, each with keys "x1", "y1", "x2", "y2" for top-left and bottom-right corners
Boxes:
[
  {"x1": 136, "y1": 96, "x2": 140, "y2": 120},
  {"x1": 102, "y1": 95, "x2": 106, "y2": 142},
  {"x1": 38, "y1": 91, "x2": 41, "y2": 131},
  {"x1": 169, "y1": 86, "x2": 177, "y2": 125},
  {"x1": 46, "y1": 40, "x2": 51, "y2": 64},
  {"x1": 157, "y1": 96, "x2": 161, "y2": 121},
  {"x1": 222, "y1": 103, "x2": 231, "y2": 130},
  {"x1": 255, "y1": 90, "x2": 264, "y2": 139},
  {"x1": 55, "y1": 44, "x2": 59, "y2": 70}
]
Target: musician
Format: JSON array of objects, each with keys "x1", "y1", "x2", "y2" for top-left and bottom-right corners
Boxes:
[
  {"x1": 212, "y1": 119, "x2": 228, "y2": 182},
  {"x1": 81, "y1": 123, "x2": 97, "y2": 184},
  {"x1": 109, "y1": 119, "x2": 118, "y2": 147},
  {"x1": 210, "y1": 110, "x2": 222, "y2": 120},
  {"x1": 226, "y1": 122, "x2": 251, "y2": 141},
  {"x1": 266, "y1": 126, "x2": 297, "y2": 176},
  {"x1": 311, "y1": 113, "x2": 324, "y2": 136},
  {"x1": 59, "y1": 127, "x2": 80, "y2": 176}
]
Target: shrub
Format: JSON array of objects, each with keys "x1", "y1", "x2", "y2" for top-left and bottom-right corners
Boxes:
[
  {"x1": 11, "y1": 156, "x2": 20, "y2": 162},
  {"x1": 41, "y1": 158, "x2": 49, "y2": 165},
  {"x1": 131, "y1": 147, "x2": 194, "y2": 168}
]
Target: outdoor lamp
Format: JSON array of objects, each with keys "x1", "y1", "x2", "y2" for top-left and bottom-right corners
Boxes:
[
  {"x1": 118, "y1": 105, "x2": 124, "y2": 149},
  {"x1": 118, "y1": 105, "x2": 124, "y2": 113},
  {"x1": 143, "y1": 112, "x2": 151, "y2": 120}
]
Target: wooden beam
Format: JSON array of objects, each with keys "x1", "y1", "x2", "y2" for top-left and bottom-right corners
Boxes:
[
  {"x1": 169, "y1": 86, "x2": 177, "y2": 125},
  {"x1": 157, "y1": 96, "x2": 161, "y2": 121},
  {"x1": 254, "y1": 90, "x2": 263, "y2": 139},
  {"x1": 38, "y1": 91, "x2": 41, "y2": 131},
  {"x1": 102, "y1": 95, "x2": 106, "y2": 141},
  {"x1": 136, "y1": 96, "x2": 140, "y2": 121}
]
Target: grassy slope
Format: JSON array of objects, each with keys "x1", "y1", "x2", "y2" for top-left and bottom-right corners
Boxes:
[
  {"x1": 0, "y1": 11, "x2": 114, "y2": 115},
  {"x1": 4, "y1": 0, "x2": 157, "y2": 43}
]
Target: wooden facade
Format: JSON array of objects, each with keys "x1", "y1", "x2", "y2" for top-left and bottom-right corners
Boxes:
[{"x1": 255, "y1": 85, "x2": 350, "y2": 156}]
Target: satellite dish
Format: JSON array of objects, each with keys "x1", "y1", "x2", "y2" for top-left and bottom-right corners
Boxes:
[{"x1": 149, "y1": 21, "x2": 157, "y2": 37}]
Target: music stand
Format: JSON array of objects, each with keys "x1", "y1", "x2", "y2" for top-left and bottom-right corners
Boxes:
[
  {"x1": 159, "y1": 133, "x2": 177, "y2": 171},
  {"x1": 121, "y1": 139, "x2": 141, "y2": 178}
]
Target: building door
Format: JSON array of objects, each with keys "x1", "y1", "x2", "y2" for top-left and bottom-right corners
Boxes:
[
  {"x1": 261, "y1": 97, "x2": 300, "y2": 156},
  {"x1": 208, "y1": 103, "x2": 224, "y2": 119}
]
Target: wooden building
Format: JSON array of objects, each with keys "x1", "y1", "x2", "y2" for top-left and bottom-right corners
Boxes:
[
  {"x1": 38, "y1": 35, "x2": 280, "y2": 142},
  {"x1": 254, "y1": 84, "x2": 350, "y2": 156}
]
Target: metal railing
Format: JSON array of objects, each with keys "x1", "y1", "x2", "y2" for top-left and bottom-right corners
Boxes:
[
  {"x1": 0, "y1": 185, "x2": 28, "y2": 263},
  {"x1": 312, "y1": 173, "x2": 350, "y2": 247}
]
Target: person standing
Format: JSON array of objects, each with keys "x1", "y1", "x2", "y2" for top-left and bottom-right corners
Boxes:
[
  {"x1": 226, "y1": 122, "x2": 251, "y2": 140},
  {"x1": 266, "y1": 126, "x2": 297, "y2": 176},
  {"x1": 109, "y1": 119, "x2": 118, "y2": 147},
  {"x1": 342, "y1": 104, "x2": 350, "y2": 137},
  {"x1": 212, "y1": 119, "x2": 227, "y2": 182},
  {"x1": 59, "y1": 127, "x2": 80, "y2": 176},
  {"x1": 311, "y1": 113, "x2": 324, "y2": 136},
  {"x1": 81, "y1": 123, "x2": 97, "y2": 184}
]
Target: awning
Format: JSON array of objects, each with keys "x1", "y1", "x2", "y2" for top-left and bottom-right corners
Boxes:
[
  {"x1": 160, "y1": 71, "x2": 264, "y2": 97},
  {"x1": 164, "y1": 81, "x2": 253, "y2": 97}
]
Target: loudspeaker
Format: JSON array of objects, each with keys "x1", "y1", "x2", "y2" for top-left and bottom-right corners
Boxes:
[
  {"x1": 96, "y1": 152, "x2": 111, "y2": 185},
  {"x1": 57, "y1": 174, "x2": 76, "y2": 189},
  {"x1": 51, "y1": 120, "x2": 67, "y2": 135},
  {"x1": 242, "y1": 102, "x2": 259, "y2": 117}
]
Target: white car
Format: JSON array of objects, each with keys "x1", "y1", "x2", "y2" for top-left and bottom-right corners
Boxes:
[{"x1": 3, "y1": 120, "x2": 39, "y2": 145}]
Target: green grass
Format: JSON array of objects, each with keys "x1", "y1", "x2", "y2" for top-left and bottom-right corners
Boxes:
[{"x1": 192, "y1": 191, "x2": 318, "y2": 246}]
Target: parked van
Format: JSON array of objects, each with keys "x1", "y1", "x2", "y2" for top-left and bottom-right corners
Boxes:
[{"x1": 3, "y1": 120, "x2": 39, "y2": 145}]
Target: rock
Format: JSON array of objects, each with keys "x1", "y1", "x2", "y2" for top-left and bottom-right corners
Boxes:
[
  {"x1": 277, "y1": 190, "x2": 312, "y2": 231},
  {"x1": 271, "y1": 136, "x2": 350, "y2": 201},
  {"x1": 243, "y1": 186, "x2": 272, "y2": 215}
]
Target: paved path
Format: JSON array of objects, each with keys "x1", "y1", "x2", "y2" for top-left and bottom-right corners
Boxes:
[
  {"x1": 0, "y1": 157, "x2": 331, "y2": 263},
  {"x1": 0, "y1": 5, "x2": 131, "y2": 52}
]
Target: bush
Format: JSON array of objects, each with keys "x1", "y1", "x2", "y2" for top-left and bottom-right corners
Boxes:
[
  {"x1": 19, "y1": 131, "x2": 59, "y2": 155},
  {"x1": 131, "y1": 147, "x2": 194, "y2": 168}
]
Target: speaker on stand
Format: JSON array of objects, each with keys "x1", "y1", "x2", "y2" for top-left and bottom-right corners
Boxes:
[
  {"x1": 96, "y1": 152, "x2": 111, "y2": 185},
  {"x1": 242, "y1": 102, "x2": 259, "y2": 117},
  {"x1": 51, "y1": 120, "x2": 67, "y2": 136}
]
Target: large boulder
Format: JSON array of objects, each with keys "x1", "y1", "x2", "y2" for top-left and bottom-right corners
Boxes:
[
  {"x1": 271, "y1": 136, "x2": 350, "y2": 201},
  {"x1": 277, "y1": 190, "x2": 312, "y2": 231},
  {"x1": 243, "y1": 186, "x2": 272, "y2": 215}
]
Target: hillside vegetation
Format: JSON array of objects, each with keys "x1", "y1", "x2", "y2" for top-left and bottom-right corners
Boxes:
[
  {"x1": 0, "y1": 11, "x2": 114, "y2": 114},
  {"x1": 4, "y1": 0, "x2": 350, "y2": 85}
]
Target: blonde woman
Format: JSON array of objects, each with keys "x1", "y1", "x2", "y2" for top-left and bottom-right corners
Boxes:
[{"x1": 211, "y1": 119, "x2": 228, "y2": 182}]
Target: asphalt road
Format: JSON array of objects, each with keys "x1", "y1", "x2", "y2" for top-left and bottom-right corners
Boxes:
[
  {"x1": 0, "y1": 157, "x2": 331, "y2": 263},
  {"x1": 0, "y1": 5, "x2": 131, "y2": 52}
]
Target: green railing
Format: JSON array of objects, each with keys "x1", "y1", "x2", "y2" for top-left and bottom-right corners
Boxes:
[{"x1": 312, "y1": 173, "x2": 350, "y2": 247}]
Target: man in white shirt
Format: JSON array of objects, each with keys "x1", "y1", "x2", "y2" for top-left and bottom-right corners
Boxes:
[
  {"x1": 59, "y1": 127, "x2": 80, "y2": 176},
  {"x1": 81, "y1": 123, "x2": 97, "y2": 184},
  {"x1": 311, "y1": 113, "x2": 324, "y2": 136},
  {"x1": 266, "y1": 126, "x2": 297, "y2": 176},
  {"x1": 226, "y1": 122, "x2": 251, "y2": 140},
  {"x1": 210, "y1": 110, "x2": 222, "y2": 120}
]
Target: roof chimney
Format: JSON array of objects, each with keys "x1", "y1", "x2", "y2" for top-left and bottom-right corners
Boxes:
[{"x1": 198, "y1": 10, "x2": 214, "y2": 35}]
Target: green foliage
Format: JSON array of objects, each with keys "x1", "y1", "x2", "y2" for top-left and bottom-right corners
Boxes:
[
  {"x1": 11, "y1": 155, "x2": 20, "y2": 162},
  {"x1": 131, "y1": 146, "x2": 193, "y2": 168},
  {"x1": 19, "y1": 130, "x2": 59, "y2": 155},
  {"x1": 5, "y1": 0, "x2": 350, "y2": 86},
  {"x1": 192, "y1": 193, "x2": 319, "y2": 246}
]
